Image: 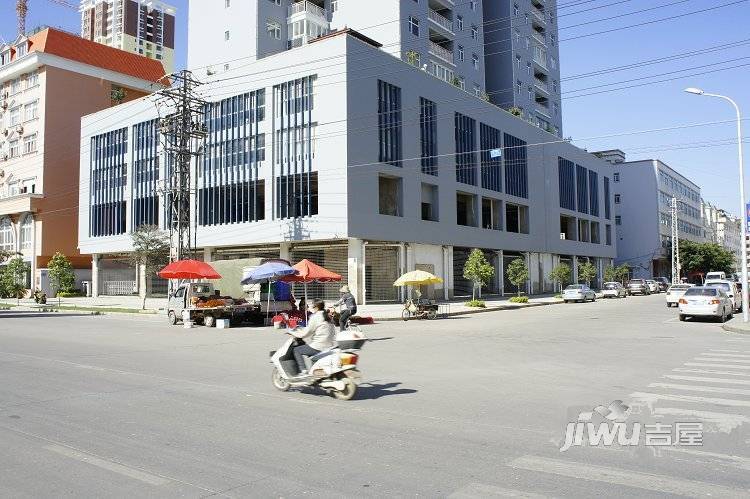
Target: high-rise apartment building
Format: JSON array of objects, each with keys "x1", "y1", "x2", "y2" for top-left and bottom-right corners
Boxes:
[
  {"x1": 188, "y1": 0, "x2": 561, "y2": 135},
  {"x1": 80, "y1": 0, "x2": 176, "y2": 74}
]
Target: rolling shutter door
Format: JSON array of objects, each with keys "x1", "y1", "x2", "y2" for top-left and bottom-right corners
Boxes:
[{"x1": 365, "y1": 245, "x2": 400, "y2": 303}]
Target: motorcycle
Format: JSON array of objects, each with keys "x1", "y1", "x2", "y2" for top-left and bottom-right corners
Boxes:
[{"x1": 269, "y1": 331, "x2": 366, "y2": 400}]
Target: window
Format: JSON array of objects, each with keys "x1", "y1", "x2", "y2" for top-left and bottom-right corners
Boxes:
[
  {"x1": 19, "y1": 214, "x2": 32, "y2": 250},
  {"x1": 23, "y1": 134, "x2": 37, "y2": 154},
  {"x1": 409, "y1": 16, "x2": 419, "y2": 36},
  {"x1": 474, "y1": 84, "x2": 481, "y2": 96},
  {"x1": 224, "y1": 30, "x2": 230, "y2": 41},
  {"x1": 471, "y1": 26, "x2": 478, "y2": 40},
  {"x1": 513, "y1": 3, "x2": 519, "y2": 16},
  {"x1": 560, "y1": 215, "x2": 576, "y2": 240},
  {"x1": 457, "y1": 45, "x2": 464, "y2": 62},
  {"x1": 558, "y1": 158, "x2": 575, "y2": 210},
  {"x1": 516, "y1": 80, "x2": 522, "y2": 94},
  {"x1": 8, "y1": 139, "x2": 19, "y2": 158},
  {"x1": 456, "y1": 16, "x2": 463, "y2": 31},
  {"x1": 472, "y1": 54, "x2": 479, "y2": 70},
  {"x1": 613, "y1": 172, "x2": 620, "y2": 182},
  {"x1": 378, "y1": 80, "x2": 402, "y2": 166},
  {"x1": 589, "y1": 170, "x2": 599, "y2": 217},
  {"x1": 470, "y1": 0, "x2": 477, "y2": 10},
  {"x1": 515, "y1": 29, "x2": 520, "y2": 43},
  {"x1": 24, "y1": 100, "x2": 38, "y2": 121},
  {"x1": 480, "y1": 123, "x2": 501, "y2": 192},
  {"x1": 16, "y1": 43, "x2": 27, "y2": 57},
  {"x1": 26, "y1": 72, "x2": 38, "y2": 88},
  {"x1": 591, "y1": 221, "x2": 600, "y2": 244},
  {"x1": 526, "y1": 62, "x2": 531, "y2": 75},
  {"x1": 331, "y1": 0, "x2": 338, "y2": 11},
  {"x1": 379, "y1": 175, "x2": 402, "y2": 217},
  {"x1": 506, "y1": 203, "x2": 529, "y2": 233},
  {"x1": 615, "y1": 215, "x2": 622, "y2": 225},
  {"x1": 578, "y1": 219, "x2": 590, "y2": 242},
  {"x1": 421, "y1": 183, "x2": 438, "y2": 221},
  {"x1": 9, "y1": 106, "x2": 21, "y2": 126},
  {"x1": 225, "y1": 0, "x2": 230, "y2": 6},
  {"x1": 276, "y1": 173, "x2": 316, "y2": 219},
  {"x1": 550, "y1": 57, "x2": 557, "y2": 69},
  {"x1": 606, "y1": 224, "x2": 612, "y2": 245},
  {"x1": 528, "y1": 87, "x2": 533, "y2": 100},
  {"x1": 482, "y1": 198, "x2": 502, "y2": 230},
  {"x1": 604, "y1": 177, "x2": 611, "y2": 220},
  {"x1": 456, "y1": 192, "x2": 477, "y2": 227},
  {"x1": 576, "y1": 165, "x2": 588, "y2": 213},
  {"x1": 0, "y1": 218, "x2": 13, "y2": 251},
  {"x1": 614, "y1": 194, "x2": 621, "y2": 204},
  {"x1": 267, "y1": 20, "x2": 281, "y2": 39},
  {"x1": 525, "y1": 37, "x2": 530, "y2": 50},
  {"x1": 516, "y1": 55, "x2": 521, "y2": 70},
  {"x1": 420, "y1": 98, "x2": 437, "y2": 175},
  {"x1": 504, "y1": 133, "x2": 528, "y2": 199},
  {"x1": 455, "y1": 113, "x2": 477, "y2": 185}
]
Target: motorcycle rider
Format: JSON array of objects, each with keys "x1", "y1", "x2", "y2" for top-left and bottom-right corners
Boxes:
[
  {"x1": 333, "y1": 285, "x2": 357, "y2": 331},
  {"x1": 290, "y1": 299, "x2": 335, "y2": 376}
]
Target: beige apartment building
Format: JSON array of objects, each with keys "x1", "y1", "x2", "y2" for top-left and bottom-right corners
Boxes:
[{"x1": 0, "y1": 27, "x2": 164, "y2": 293}]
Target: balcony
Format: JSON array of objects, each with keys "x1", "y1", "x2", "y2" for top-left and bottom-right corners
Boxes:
[
  {"x1": 288, "y1": 1, "x2": 326, "y2": 19},
  {"x1": 535, "y1": 103, "x2": 552, "y2": 119},
  {"x1": 429, "y1": 41, "x2": 454, "y2": 65},
  {"x1": 428, "y1": 9, "x2": 454, "y2": 34},
  {"x1": 531, "y1": 6, "x2": 546, "y2": 24},
  {"x1": 534, "y1": 77, "x2": 549, "y2": 94},
  {"x1": 0, "y1": 192, "x2": 42, "y2": 217},
  {"x1": 532, "y1": 44, "x2": 547, "y2": 70},
  {"x1": 531, "y1": 30, "x2": 545, "y2": 46}
]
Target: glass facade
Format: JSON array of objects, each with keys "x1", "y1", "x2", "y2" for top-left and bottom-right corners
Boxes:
[
  {"x1": 455, "y1": 113, "x2": 477, "y2": 185},
  {"x1": 480, "y1": 123, "x2": 502, "y2": 192},
  {"x1": 377, "y1": 80, "x2": 402, "y2": 167},
  {"x1": 90, "y1": 128, "x2": 128, "y2": 237},
  {"x1": 504, "y1": 133, "x2": 528, "y2": 199},
  {"x1": 420, "y1": 98, "x2": 437, "y2": 176},
  {"x1": 558, "y1": 157, "x2": 575, "y2": 210}
]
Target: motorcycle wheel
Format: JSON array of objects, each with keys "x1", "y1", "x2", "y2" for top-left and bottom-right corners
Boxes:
[
  {"x1": 332, "y1": 377, "x2": 357, "y2": 401},
  {"x1": 401, "y1": 309, "x2": 410, "y2": 321},
  {"x1": 271, "y1": 367, "x2": 290, "y2": 392},
  {"x1": 426, "y1": 309, "x2": 438, "y2": 320}
]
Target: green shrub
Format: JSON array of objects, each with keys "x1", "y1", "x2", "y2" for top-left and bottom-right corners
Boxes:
[
  {"x1": 465, "y1": 300, "x2": 486, "y2": 308},
  {"x1": 56, "y1": 290, "x2": 83, "y2": 298},
  {"x1": 509, "y1": 296, "x2": 529, "y2": 303},
  {"x1": 554, "y1": 294, "x2": 563, "y2": 299}
]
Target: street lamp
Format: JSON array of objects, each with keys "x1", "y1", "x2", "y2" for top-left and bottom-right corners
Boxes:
[{"x1": 684, "y1": 87, "x2": 748, "y2": 322}]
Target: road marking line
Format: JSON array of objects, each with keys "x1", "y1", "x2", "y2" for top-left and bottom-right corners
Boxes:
[
  {"x1": 44, "y1": 444, "x2": 169, "y2": 486},
  {"x1": 653, "y1": 408, "x2": 750, "y2": 433},
  {"x1": 630, "y1": 391, "x2": 750, "y2": 408},
  {"x1": 685, "y1": 362, "x2": 750, "y2": 370},
  {"x1": 694, "y1": 358, "x2": 750, "y2": 364},
  {"x1": 448, "y1": 483, "x2": 551, "y2": 498},
  {"x1": 726, "y1": 339, "x2": 750, "y2": 343},
  {"x1": 673, "y1": 368, "x2": 750, "y2": 377},
  {"x1": 508, "y1": 455, "x2": 747, "y2": 498},
  {"x1": 648, "y1": 382, "x2": 750, "y2": 397},
  {"x1": 710, "y1": 349, "x2": 743, "y2": 353},
  {"x1": 706, "y1": 352, "x2": 750, "y2": 357},
  {"x1": 661, "y1": 447, "x2": 750, "y2": 470},
  {"x1": 664, "y1": 374, "x2": 750, "y2": 386}
]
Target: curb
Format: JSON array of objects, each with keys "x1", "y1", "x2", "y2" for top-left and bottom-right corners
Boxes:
[
  {"x1": 371, "y1": 300, "x2": 563, "y2": 322},
  {"x1": 722, "y1": 323, "x2": 750, "y2": 335},
  {"x1": 0, "y1": 304, "x2": 159, "y2": 315}
]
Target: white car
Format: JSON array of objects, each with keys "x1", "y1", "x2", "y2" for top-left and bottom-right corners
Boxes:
[
  {"x1": 602, "y1": 282, "x2": 627, "y2": 299},
  {"x1": 665, "y1": 284, "x2": 693, "y2": 307},
  {"x1": 679, "y1": 286, "x2": 734, "y2": 322},
  {"x1": 563, "y1": 284, "x2": 596, "y2": 303},
  {"x1": 645, "y1": 280, "x2": 660, "y2": 294},
  {"x1": 705, "y1": 280, "x2": 741, "y2": 312},
  {"x1": 705, "y1": 271, "x2": 727, "y2": 281}
]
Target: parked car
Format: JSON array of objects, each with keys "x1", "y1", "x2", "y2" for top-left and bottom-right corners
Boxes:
[
  {"x1": 627, "y1": 279, "x2": 650, "y2": 295},
  {"x1": 705, "y1": 271, "x2": 727, "y2": 282},
  {"x1": 678, "y1": 286, "x2": 734, "y2": 322},
  {"x1": 602, "y1": 282, "x2": 627, "y2": 299},
  {"x1": 654, "y1": 277, "x2": 670, "y2": 292},
  {"x1": 705, "y1": 280, "x2": 741, "y2": 312},
  {"x1": 645, "y1": 280, "x2": 660, "y2": 294},
  {"x1": 563, "y1": 284, "x2": 597, "y2": 303},
  {"x1": 665, "y1": 283, "x2": 693, "y2": 307}
]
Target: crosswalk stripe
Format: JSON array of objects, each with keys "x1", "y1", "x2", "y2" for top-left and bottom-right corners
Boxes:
[
  {"x1": 673, "y1": 368, "x2": 750, "y2": 377},
  {"x1": 630, "y1": 391, "x2": 750, "y2": 407},
  {"x1": 509, "y1": 455, "x2": 748, "y2": 498},
  {"x1": 660, "y1": 448, "x2": 750, "y2": 471},
  {"x1": 694, "y1": 358, "x2": 750, "y2": 364},
  {"x1": 664, "y1": 375, "x2": 750, "y2": 386},
  {"x1": 653, "y1": 408, "x2": 750, "y2": 433},
  {"x1": 710, "y1": 349, "x2": 743, "y2": 353},
  {"x1": 726, "y1": 339, "x2": 750, "y2": 343},
  {"x1": 685, "y1": 362, "x2": 750, "y2": 370},
  {"x1": 648, "y1": 382, "x2": 750, "y2": 397},
  {"x1": 702, "y1": 353, "x2": 750, "y2": 358}
]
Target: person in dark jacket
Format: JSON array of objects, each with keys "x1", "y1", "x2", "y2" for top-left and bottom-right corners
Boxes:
[{"x1": 333, "y1": 285, "x2": 357, "y2": 331}]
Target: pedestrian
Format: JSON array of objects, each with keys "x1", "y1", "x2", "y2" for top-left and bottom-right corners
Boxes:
[{"x1": 333, "y1": 285, "x2": 357, "y2": 331}]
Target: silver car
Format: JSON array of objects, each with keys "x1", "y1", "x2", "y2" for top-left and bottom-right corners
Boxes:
[
  {"x1": 563, "y1": 284, "x2": 596, "y2": 303},
  {"x1": 602, "y1": 282, "x2": 627, "y2": 299},
  {"x1": 678, "y1": 286, "x2": 734, "y2": 322},
  {"x1": 645, "y1": 280, "x2": 660, "y2": 294},
  {"x1": 665, "y1": 284, "x2": 693, "y2": 308}
]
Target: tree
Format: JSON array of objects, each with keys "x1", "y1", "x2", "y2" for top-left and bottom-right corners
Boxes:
[
  {"x1": 405, "y1": 50, "x2": 420, "y2": 67},
  {"x1": 604, "y1": 265, "x2": 617, "y2": 283},
  {"x1": 679, "y1": 240, "x2": 735, "y2": 277},
  {"x1": 506, "y1": 258, "x2": 529, "y2": 297},
  {"x1": 0, "y1": 249, "x2": 15, "y2": 264},
  {"x1": 549, "y1": 264, "x2": 571, "y2": 292},
  {"x1": 578, "y1": 261, "x2": 597, "y2": 287},
  {"x1": 130, "y1": 225, "x2": 170, "y2": 310},
  {"x1": 615, "y1": 264, "x2": 631, "y2": 284},
  {"x1": 1, "y1": 257, "x2": 30, "y2": 304},
  {"x1": 463, "y1": 249, "x2": 495, "y2": 301},
  {"x1": 48, "y1": 252, "x2": 76, "y2": 299}
]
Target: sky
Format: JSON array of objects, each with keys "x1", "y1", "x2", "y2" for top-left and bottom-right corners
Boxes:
[{"x1": 1, "y1": 0, "x2": 747, "y2": 218}]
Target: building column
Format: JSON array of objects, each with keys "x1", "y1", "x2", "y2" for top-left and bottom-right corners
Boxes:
[
  {"x1": 91, "y1": 254, "x2": 100, "y2": 298},
  {"x1": 347, "y1": 238, "x2": 365, "y2": 305},
  {"x1": 138, "y1": 264, "x2": 148, "y2": 300},
  {"x1": 279, "y1": 242, "x2": 291, "y2": 262},
  {"x1": 497, "y1": 250, "x2": 504, "y2": 296},
  {"x1": 30, "y1": 215, "x2": 37, "y2": 291},
  {"x1": 443, "y1": 246, "x2": 451, "y2": 301},
  {"x1": 572, "y1": 256, "x2": 579, "y2": 284},
  {"x1": 203, "y1": 246, "x2": 213, "y2": 263}
]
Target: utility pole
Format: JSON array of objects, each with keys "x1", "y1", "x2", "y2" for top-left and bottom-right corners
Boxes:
[
  {"x1": 671, "y1": 197, "x2": 680, "y2": 284},
  {"x1": 155, "y1": 71, "x2": 207, "y2": 263}
]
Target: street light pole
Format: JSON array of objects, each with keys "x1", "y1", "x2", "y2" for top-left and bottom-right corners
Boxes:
[{"x1": 685, "y1": 88, "x2": 748, "y2": 322}]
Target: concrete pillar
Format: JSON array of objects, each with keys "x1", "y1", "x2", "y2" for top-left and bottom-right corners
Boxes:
[
  {"x1": 572, "y1": 256, "x2": 579, "y2": 284},
  {"x1": 203, "y1": 246, "x2": 213, "y2": 263},
  {"x1": 279, "y1": 242, "x2": 291, "y2": 262},
  {"x1": 91, "y1": 254, "x2": 100, "y2": 297},
  {"x1": 497, "y1": 250, "x2": 504, "y2": 296},
  {"x1": 30, "y1": 215, "x2": 37, "y2": 291},
  {"x1": 138, "y1": 263, "x2": 148, "y2": 300},
  {"x1": 347, "y1": 238, "x2": 364, "y2": 304},
  {"x1": 443, "y1": 246, "x2": 451, "y2": 300}
]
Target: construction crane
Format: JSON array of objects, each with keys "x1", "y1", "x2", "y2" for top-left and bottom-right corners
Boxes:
[
  {"x1": 47, "y1": 0, "x2": 78, "y2": 9},
  {"x1": 16, "y1": 0, "x2": 28, "y2": 36}
]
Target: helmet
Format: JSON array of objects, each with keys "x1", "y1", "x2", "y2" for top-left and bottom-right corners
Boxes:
[{"x1": 340, "y1": 285, "x2": 350, "y2": 293}]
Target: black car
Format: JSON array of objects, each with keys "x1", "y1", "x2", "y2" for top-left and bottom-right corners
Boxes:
[{"x1": 654, "y1": 277, "x2": 670, "y2": 292}]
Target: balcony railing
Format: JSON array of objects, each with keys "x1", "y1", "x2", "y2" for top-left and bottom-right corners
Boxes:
[
  {"x1": 531, "y1": 30, "x2": 545, "y2": 46},
  {"x1": 536, "y1": 103, "x2": 552, "y2": 118},
  {"x1": 428, "y1": 9, "x2": 454, "y2": 33},
  {"x1": 532, "y1": 45, "x2": 547, "y2": 69},
  {"x1": 534, "y1": 77, "x2": 549, "y2": 93},
  {"x1": 429, "y1": 41, "x2": 454, "y2": 65},
  {"x1": 531, "y1": 6, "x2": 546, "y2": 24},
  {"x1": 289, "y1": 1, "x2": 326, "y2": 19}
]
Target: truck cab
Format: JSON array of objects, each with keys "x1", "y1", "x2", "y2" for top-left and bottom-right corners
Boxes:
[{"x1": 167, "y1": 282, "x2": 216, "y2": 324}]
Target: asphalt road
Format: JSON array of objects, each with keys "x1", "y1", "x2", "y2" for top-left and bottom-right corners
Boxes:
[{"x1": 1, "y1": 294, "x2": 749, "y2": 498}]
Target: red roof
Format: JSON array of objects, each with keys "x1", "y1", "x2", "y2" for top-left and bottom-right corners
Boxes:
[{"x1": 28, "y1": 28, "x2": 167, "y2": 84}]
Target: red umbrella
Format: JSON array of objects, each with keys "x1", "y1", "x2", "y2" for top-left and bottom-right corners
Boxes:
[
  {"x1": 281, "y1": 259, "x2": 342, "y2": 305},
  {"x1": 158, "y1": 260, "x2": 222, "y2": 280}
]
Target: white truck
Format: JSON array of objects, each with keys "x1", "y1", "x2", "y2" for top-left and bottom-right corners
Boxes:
[{"x1": 167, "y1": 282, "x2": 261, "y2": 327}]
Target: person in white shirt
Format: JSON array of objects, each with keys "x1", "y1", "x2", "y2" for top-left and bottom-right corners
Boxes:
[{"x1": 290, "y1": 299, "x2": 336, "y2": 375}]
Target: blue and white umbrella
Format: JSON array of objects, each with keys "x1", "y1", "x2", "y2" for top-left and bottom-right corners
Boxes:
[{"x1": 241, "y1": 261, "x2": 298, "y2": 321}]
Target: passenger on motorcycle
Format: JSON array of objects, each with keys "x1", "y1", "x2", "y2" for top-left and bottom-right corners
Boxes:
[{"x1": 290, "y1": 299, "x2": 336, "y2": 376}]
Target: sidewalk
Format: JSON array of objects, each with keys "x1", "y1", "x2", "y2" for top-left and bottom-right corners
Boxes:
[
  {"x1": 1, "y1": 293, "x2": 571, "y2": 320},
  {"x1": 722, "y1": 320, "x2": 750, "y2": 335}
]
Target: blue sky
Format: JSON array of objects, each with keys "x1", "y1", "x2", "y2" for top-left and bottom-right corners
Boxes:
[{"x1": 1, "y1": 0, "x2": 747, "y2": 218}]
